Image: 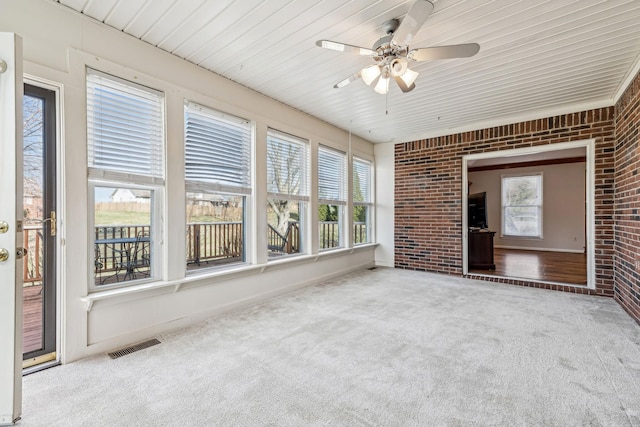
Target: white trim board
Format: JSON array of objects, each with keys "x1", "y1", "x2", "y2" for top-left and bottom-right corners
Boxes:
[
  {"x1": 462, "y1": 139, "x2": 596, "y2": 290},
  {"x1": 494, "y1": 245, "x2": 584, "y2": 254}
]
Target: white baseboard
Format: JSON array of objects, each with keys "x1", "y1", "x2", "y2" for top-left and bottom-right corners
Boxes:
[{"x1": 494, "y1": 245, "x2": 584, "y2": 254}]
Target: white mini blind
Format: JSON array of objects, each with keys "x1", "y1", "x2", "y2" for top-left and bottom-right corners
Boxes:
[
  {"x1": 318, "y1": 145, "x2": 346, "y2": 204},
  {"x1": 185, "y1": 102, "x2": 252, "y2": 194},
  {"x1": 267, "y1": 129, "x2": 309, "y2": 200},
  {"x1": 353, "y1": 157, "x2": 372, "y2": 204},
  {"x1": 87, "y1": 69, "x2": 164, "y2": 182}
]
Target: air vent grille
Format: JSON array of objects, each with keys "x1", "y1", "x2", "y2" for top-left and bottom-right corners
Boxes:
[{"x1": 108, "y1": 338, "x2": 161, "y2": 359}]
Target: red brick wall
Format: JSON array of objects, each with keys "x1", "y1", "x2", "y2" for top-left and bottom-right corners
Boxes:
[
  {"x1": 395, "y1": 108, "x2": 616, "y2": 296},
  {"x1": 614, "y1": 70, "x2": 640, "y2": 323}
]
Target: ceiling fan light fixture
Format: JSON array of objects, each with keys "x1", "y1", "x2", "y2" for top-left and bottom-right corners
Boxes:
[
  {"x1": 399, "y1": 67, "x2": 419, "y2": 87},
  {"x1": 390, "y1": 58, "x2": 408, "y2": 77},
  {"x1": 361, "y1": 65, "x2": 381, "y2": 86},
  {"x1": 374, "y1": 73, "x2": 390, "y2": 94}
]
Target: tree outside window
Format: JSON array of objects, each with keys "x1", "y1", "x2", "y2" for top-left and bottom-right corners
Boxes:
[{"x1": 266, "y1": 130, "x2": 308, "y2": 256}]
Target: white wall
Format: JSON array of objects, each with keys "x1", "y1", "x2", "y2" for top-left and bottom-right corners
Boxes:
[
  {"x1": 468, "y1": 162, "x2": 586, "y2": 252},
  {"x1": 374, "y1": 142, "x2": 394, "y2": 267},
  {"x1": 2, "y1": 0, "x2": 378, "y2": 362}
]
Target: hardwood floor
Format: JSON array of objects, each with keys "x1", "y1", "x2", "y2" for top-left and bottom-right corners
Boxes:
[{"x1": 470, "y1": 248, "x2": 587, "y2": 285}]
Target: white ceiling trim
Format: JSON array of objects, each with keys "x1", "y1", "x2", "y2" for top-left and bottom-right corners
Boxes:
[
  {"x1": 614, "y1": 53, "x2": 640, "y2": 104},
  {"x1": 391, "y1": 98, "x2": 614, "y2": 144}
]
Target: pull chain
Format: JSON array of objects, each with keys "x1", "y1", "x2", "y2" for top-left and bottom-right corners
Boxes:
[{"x1": 385, "y1": 90, "x2": 389, "y2": 115}]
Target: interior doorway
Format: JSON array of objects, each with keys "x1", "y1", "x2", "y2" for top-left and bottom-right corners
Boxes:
[
  {"x1": 22, "y1": 83, "x2": 58, "y2": 369},
  {"x1": 462, "y1": 140, "x2": 594, "y2": 289}
]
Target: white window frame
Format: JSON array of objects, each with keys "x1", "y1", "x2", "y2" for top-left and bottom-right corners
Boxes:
[
  {"x1": 87, "y1": 68, "x2": 165, "y2": 290},
  {"x1": 184, "y1": 101, "x2": 253, "y2": 271},
  {"x1": 318, "y1": 145, "x2": 347, "y2": 251},
  {"x1": 352, "y1": 156, "x2": 373, "y2": 245},
  {"x1": 501, "y1": 172, "x2": 543, "y2": 238},
  {"x1": 266, "y1": 129, "x2": 310, "y2": 257}
]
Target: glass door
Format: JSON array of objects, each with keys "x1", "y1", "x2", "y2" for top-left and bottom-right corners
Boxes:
[{"x1": 22, "y1": 83, "x2": 57, "y2": 369}]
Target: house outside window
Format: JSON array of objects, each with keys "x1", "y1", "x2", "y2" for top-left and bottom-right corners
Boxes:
[
  {"x1": 266, "y1": 129, "x2": 309, "y2": 257},
  {"x1": 184, "y1": 101, "x2": 252, "y2": 271},
  {"x1": 87, "y1": 68, "x2": 164, "y2": 288},
  {"x1": 353, "y1": 156, "x2": 373, "y2": 244},
  {"x1": 318, "y1": 145, "x2": 347, "y2": 250},
  {"x1": 501, "y1": 173, "x2": 543, "y2": 238}
]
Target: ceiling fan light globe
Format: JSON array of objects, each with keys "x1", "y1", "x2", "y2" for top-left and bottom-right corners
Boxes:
[
  {"x1": 400, "y1": 68, "x2": 419, "y2": 87},
  {"x1": 374, "y1": 75, "x2": 390, "y2": 94},
  {"x1": 362, "y1": 65, "x2": 381, "y2": 86},
  {"x1": 390, "y1": 58, "x2": 408, "y2": 77}
]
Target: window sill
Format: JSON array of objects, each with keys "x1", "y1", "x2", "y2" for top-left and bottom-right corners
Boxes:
[
  {"x1": 500, "y1": 235, "x2": 544, "y2": 240},
  {"x1": 81, "y1": 243, "x2": 378, "y2": 311}
]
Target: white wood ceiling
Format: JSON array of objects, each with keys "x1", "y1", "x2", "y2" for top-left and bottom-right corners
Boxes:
[{"x1": 54, "y1": 0, "x2": 640, "y2": 144}]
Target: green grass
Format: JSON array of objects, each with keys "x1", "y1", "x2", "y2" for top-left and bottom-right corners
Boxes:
[
  {"x1": 96, "y1": 210, "x2": 240, "y2": 225},
  {"x1": 95, "y1": 210, "x2": 150, "y2": 226}
]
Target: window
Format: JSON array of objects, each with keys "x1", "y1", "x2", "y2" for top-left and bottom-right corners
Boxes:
[
  {"x1": 184, "y1": 102, "x2": 252, "y2": 270},
  {"x1": 353, "y1": 157, "x2": 372, "y2": 244},
  {"x1": 266, "y1": 129, "x2": 309, "y2": 257},
  {"x1": 501, "y1": 174, "x2": 543, "y2": 238},
  {"x1": 318, "y1": 146, "x2": 346, "y2": 250},
  {"x1": 87, "y1": 69, "x2": 164, "y2": 287}
]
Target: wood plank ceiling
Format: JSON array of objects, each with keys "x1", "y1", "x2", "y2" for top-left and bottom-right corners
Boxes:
[{"x1": 54, "y1": 0, "x2": 640, "y2": 144}]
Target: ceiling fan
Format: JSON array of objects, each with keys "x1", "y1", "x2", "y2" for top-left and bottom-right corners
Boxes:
[{"x1": 315, "y1": 0, "x2": 480, "y2": 94}]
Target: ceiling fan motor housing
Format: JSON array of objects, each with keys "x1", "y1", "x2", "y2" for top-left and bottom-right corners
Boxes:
[{"x1": 373, "y1": 35, "x2": 408, "y2": 63}]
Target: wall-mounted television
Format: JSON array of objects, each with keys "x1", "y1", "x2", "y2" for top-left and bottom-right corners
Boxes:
[{"x1": 468, "y1": 191, "x2": 488, "y2": 230}]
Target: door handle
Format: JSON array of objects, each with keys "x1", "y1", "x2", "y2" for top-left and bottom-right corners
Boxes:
[
  {"x1": 0, "y1": 248, "x2": 8, "y2": 262},
  {"x1": 31, "y1": 211, "x2": 56, "y2": 236}
]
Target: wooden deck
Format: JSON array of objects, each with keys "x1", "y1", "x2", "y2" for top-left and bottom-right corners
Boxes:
[{"x1": 23, "y1": 284, "x2": 43, "y2": 354}]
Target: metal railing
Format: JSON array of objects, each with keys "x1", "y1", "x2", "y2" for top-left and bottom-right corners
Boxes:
[
  {"x1": 94, "y1": 225, "x2": 151, "y2": 279},
  {"x1": 354, "y1": 222, "x2": 368, "y2": 245},
  {"x1": 319, "y1": 221, "x2": 339, "y2": 249},
  {"x1": 319, "y1": 222, "x2": 369, "y2": 248}
]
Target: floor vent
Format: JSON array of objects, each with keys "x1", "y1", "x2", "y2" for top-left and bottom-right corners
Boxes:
[
  {"x1": 108, "y1": 338, "x2": 161, "y2": 359},
  {"x1": 368, "y1": 266, "x2": 378, "y2": 270}
]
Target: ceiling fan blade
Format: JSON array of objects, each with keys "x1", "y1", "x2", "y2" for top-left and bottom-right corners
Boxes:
[
  {"x1": 391, "y1": 0, "x2": 434, "y2": 46},
  {"x1": 333, "y1": 72, "x2": 362, "y2": 89},
  {"x1": 316, "y1": 40, "x2": 374, "y2": 56},
  {"x1": 393, "y1": 75, "x2": 416, "y2": 93},
  {"x1": 408, "y1": 43, "x2": 480, "y2": 61}
]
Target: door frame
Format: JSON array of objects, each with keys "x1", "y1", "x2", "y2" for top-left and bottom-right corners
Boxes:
[
  {"x1": 22, "y1": 80, "x2": 61, "y2": 370},
  {"x1": 461, "y1": 139, "x2": 595, "y2": 289},
  {"x1": 0, "y1": 32, "x2": 24, "y2": 426},
  {"x1": 24, "y1": 75, "x2": 65, "y2": 370}
]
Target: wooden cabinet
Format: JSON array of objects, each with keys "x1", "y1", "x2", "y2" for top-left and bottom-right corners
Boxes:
[{"x1": 468, "y1": 230, "x2": 495, "y2": 270}]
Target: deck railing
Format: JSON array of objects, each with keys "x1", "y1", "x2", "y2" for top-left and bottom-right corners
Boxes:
[
  {"x1": 354, "y1": 222, "x2": 368, "y2": 245},
  {"x1": 23, "y1": 225, "x2": 43, "y2": 286},
  {"x1": 24, "y1": 220, "x2": 370, "y2": 283},
  {"x1": 186, "y1": 222, "x2": 243, "y2": 265}
]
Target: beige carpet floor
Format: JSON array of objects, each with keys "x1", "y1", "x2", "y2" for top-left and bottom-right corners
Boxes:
[{"x1": 20, "y1": 267, "x2": 640, "y2": 426}]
